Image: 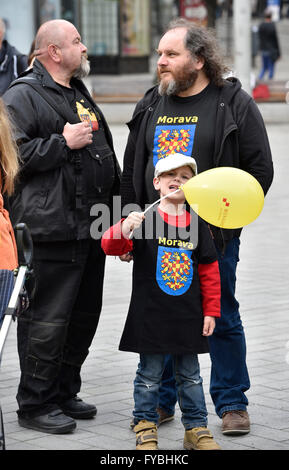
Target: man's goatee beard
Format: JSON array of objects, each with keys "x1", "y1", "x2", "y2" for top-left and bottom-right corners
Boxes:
[
  {"x1": 158, "y1": 70, "x2": 198, "y2": 96},
  {"x1": 73, "y1": 57, "x2": 91, "y2": 79}
]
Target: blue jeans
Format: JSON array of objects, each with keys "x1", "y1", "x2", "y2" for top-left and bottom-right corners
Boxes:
[
  {"x1": 158, "y1": 238, "x2": 250, "y2": 418},
  {"x1": 259, "y1": 52, "x2": 275, "y2": 80},
  {"x1": 133, "y1": 353, "x2": 208, "y2": 430},
  {"x1": 159, "y1": 354, "x2": 177, "y2": 415}
]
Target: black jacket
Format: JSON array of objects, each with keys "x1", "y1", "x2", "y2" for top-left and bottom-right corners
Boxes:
[
  {"x1": 0, "y1": 40, "x2": 28, "y2": 96},
  {"x1": 258, "y1": 22, "x2": 281, "y2": 60},
  {"x1": 3, "y1": 60, "x2": 121, "y2": 241},
  {"x1": 120, "y1": 78, "x2": 273, "y2": 248}
]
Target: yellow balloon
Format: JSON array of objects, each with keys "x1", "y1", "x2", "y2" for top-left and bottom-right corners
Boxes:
[{"x1": 181, "y1": 167, "x2": 264, "y2": 229}]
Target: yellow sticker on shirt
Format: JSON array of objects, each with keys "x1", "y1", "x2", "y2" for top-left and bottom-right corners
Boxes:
[{"x1": 76, "y1": 100, "x2": 99, "y2": 131}]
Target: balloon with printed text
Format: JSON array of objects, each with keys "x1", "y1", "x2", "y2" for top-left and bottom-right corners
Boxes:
[{"x1": 181, "y1": 167, "x2": 264, "y2": 229}]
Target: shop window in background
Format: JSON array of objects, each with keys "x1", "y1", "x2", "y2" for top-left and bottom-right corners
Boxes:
[
  {"x1": 179, "y1": 0, "x2": 208, "y2": 26},
  {"x1": 81, "y1": 0, "x2": 119, "y2": 56},
  {"x1": 38, "y1": 0, "x2": 61, "y2": 23},
  {"x1": 120, "y1": 0, "x2": 150, "y2": 56},
  {"x1": 37, "y1": 0, "x2": 78, "y2": 26},
  {"x1": 151, "y1": 0, "x2": 179, "y2": 52},
  {"x1": 61, "y1": 0, "x2": 79, "y2": 27}
]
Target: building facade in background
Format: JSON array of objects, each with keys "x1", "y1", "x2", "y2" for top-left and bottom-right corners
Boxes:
[
  {"x1": 1, "y1": 0, "x2": 262, "y2": 75},
  {"x1": 1, "y1": 0, "x2": 152, "y2": 73}
]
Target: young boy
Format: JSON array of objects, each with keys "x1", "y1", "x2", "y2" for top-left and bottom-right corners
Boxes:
[{"x1": 101, "y1": 153, "x2": 221, "y2": 450}]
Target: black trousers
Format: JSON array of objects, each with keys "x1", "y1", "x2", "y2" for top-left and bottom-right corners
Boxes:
[{"x1": 16, "y1": 238, "x2": 105, "y2": 417}]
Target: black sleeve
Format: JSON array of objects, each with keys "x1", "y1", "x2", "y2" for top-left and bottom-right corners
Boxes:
[
  {"x1": 238, "y1": 97, "x2": 274, "y2": 195},
  {"x1": 120, "y1": 88, "x2": 158, "y2": 208},
  {"x1": 120, "y1": 131, "x2": 137, "y2": 208},
  {"x1": 195, "y1": 218, "x2": 218, "y2": 264},
  {"x1": 119, "y1": 98, "x2": 145, "y2": 208},
  {"x1": 96, "y1": 105, "x2": 121, "y2": 195},
  {"x1": 273, "y1": 25, "x2": 281, "y2": 56},
  {"x1": 3, "y1": 86, "x2": 69, "y2": 175}
]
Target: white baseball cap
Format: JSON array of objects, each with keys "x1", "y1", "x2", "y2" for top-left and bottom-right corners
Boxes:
[{"x1": 154, "y1": 153, "x2": 197, "y2": 178}]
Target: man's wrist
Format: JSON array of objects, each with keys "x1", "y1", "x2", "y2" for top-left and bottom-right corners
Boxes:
[{"x1": 60, "y1": 134, "x2": 70, "y2": 149}]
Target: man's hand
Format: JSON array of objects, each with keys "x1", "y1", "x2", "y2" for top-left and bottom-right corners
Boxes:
[
  {"x1": 122, "y1": 212, "x2": 145, "y2": 239},
  {"x1": 203, "y1": 316, "x2": 216, "y2": 336},
  {"x1": 62, "y1": 121, "x2": 93, "y2": 149}
]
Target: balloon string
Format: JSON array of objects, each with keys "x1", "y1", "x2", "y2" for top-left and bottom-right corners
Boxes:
[
  {"x1": 143, "y1": 188, "x2": 181, "y2": 214},
  {"x1": 128, "y1": 188, "x2": 181, "y2": 239}
]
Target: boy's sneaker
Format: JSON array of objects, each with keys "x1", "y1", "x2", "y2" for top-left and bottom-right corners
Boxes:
[
  {"x1": 130, "y1": 407, "x2": 174, "y2": 429},
  {"x1": 184, "y1": 427, "x2": 221, "y2": 450},
  {"x1": 134, "y1": 420, "x2": 158, "y2": 450}
]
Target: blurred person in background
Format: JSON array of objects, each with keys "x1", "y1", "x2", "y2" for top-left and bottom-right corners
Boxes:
[
  {"x1": 258, "y1": 9, "x2": 281, "y2": 80},
  {"x1": 0, "y1": 18, "x2": 27, "y2": 96}
]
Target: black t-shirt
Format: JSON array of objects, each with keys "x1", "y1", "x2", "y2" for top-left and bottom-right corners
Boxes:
[
  {"x1": 58, "y1": 84, "x2": 115, "y2": 203},
  {"x1": 119, "y1": 207, "x2": 217, "y2": 355},
  {"x1": 145, "y1": 83, "x2": 219, "y2": 203}
]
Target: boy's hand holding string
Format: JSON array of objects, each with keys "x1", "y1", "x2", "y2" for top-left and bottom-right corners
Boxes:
[{"x1": 121, "y1": 212, "x2": 145, "y2": 239}]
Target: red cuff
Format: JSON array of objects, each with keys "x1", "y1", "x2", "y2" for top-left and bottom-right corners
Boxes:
[{"x1": 101, "y1": 220, "x2": 133, "y2": 255}]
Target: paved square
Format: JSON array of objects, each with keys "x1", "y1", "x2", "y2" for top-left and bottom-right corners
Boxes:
[{"x1": 1, "y1": 121, "x2": 289, "y2": 451}]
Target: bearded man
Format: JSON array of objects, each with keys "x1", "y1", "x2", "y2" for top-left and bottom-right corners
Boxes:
[
  {"x1": 3, "y1": 19, "x2": 120, "y2": 434},
  {"x1": 120, "y1": 18, "x2": 273, "y2": 436}
]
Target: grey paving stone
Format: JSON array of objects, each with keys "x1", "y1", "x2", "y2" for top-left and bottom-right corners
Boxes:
[
  {"x1": 26, "y1": 435, "x2": 91, "y2": 450},
  {"x1": 4, "y1": 441, "x2": 46, "y2": 451}
]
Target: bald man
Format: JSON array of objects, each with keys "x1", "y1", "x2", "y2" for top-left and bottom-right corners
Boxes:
[
  {"x1": 0, "y1": 18, "x2": 28, "y2": 95},
  {"x1": 3, "y1": 20, "x2": 121, "y2": 434}
]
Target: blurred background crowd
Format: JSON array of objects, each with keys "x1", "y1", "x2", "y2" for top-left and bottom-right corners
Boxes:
[{"x1": 1, "y1": 0, "x2": 288, "y2": 80}]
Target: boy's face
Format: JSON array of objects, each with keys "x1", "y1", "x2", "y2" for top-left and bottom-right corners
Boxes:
[{"x1": 153, "y1": 165, "x2": 194, "y2": 202}]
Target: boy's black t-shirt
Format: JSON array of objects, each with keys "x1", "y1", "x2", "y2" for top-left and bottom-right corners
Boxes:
[
  {"x1": 119, "y1": 207, "x2": 217, "y2": 355},
  {"x1": 145, "y1": 83, "x2": 219, "y2": 203}
]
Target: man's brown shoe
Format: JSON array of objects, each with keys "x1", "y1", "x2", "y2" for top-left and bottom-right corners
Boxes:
[
  {"x1": 157, "y1": 407, "x2": 174, "y2": 425},
  {"x1": 134, "y1": 420, "x2": 158, "y2": 450},
  {"x1": 222, "y1": 410, "x2": 250, "y2": 435}
]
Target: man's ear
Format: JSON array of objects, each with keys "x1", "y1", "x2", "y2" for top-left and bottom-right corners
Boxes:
[
  {"x1": 194, "y1": 55, "x2": 205, "y2": 70},
  {"x1": 47, "y1": 44, "x2": 61, "y2": 63}
]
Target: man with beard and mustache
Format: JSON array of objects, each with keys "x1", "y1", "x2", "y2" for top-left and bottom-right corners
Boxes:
[
  {"x1": 3, "y1": 19, "x2": 120, "y2": 434},
  {"x1": 120, "y1": 18, "x2": 273, "y2": 437}
]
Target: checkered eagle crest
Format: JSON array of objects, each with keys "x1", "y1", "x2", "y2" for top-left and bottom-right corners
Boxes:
[{"x1": 156, "y1": 246, "x2": 193, "y2": 296}]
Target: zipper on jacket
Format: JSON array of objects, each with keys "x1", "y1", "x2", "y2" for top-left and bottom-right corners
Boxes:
[
  {"x1": 0, "y1": 54, "x2": 8, "y2": 70},
  {"x1": 216, "y1": 121, "x2": 237, "y2": 256},
  {"x1": 215, "y1": 123, "x2": 238, "y2": 167},
  {"x1": 215, "y1": 103, "x2": 237, "y2": 256}
]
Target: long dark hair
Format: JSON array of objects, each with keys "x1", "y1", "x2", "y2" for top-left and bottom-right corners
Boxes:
[{"x1": 166, "y1": 18, "x2": 230, "y2": 87}]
